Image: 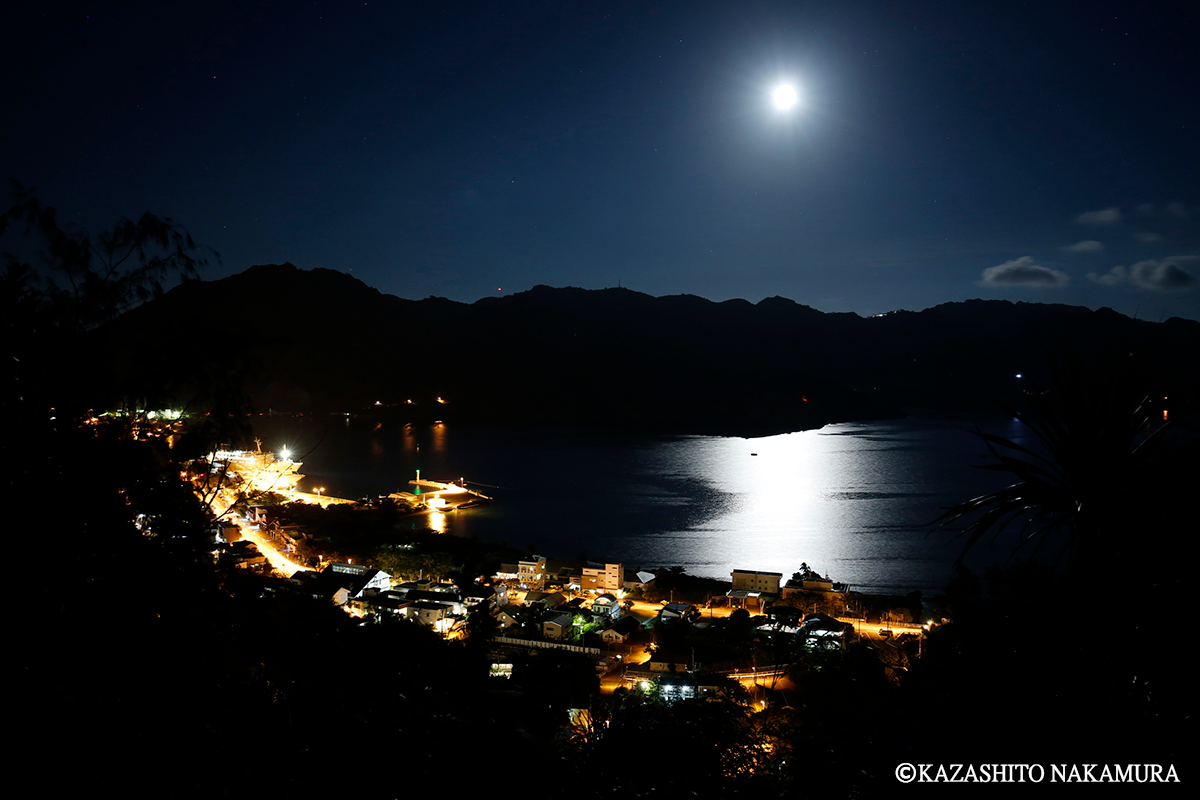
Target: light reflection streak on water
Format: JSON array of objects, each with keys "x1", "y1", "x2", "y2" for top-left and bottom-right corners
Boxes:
[
  {"x1": 250, "y1": 416, "x2": 1028, "y2": 594},
  {"x1": 632, "y1": 420, "x2": 1016, "y2": 594}
]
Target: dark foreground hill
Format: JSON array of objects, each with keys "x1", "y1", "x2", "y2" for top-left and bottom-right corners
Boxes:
[{"x1": 90, "y1": 263, "x2": 1199, "y2": 434}]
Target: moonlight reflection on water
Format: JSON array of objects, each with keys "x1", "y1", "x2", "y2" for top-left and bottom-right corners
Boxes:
[{"x1": 252, "y1": 416, "x2": 1027, "y2": 594}]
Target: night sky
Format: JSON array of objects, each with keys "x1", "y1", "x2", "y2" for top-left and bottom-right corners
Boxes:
[{"x1": 5, "y1": 0, "x2": 1197, "y2": 321}]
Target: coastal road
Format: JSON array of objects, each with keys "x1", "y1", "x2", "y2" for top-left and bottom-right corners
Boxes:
[
  {"x1": 231, "y1": 513, "x2": 307, "y2": 577},
  {"x1": 624, "y1": 599, "x2": 743, "y2": 621}
]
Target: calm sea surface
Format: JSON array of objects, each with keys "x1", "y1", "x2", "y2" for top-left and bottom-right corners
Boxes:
[{"x1": 249, "y1": 415, "x2": 1032, "y2": 595}]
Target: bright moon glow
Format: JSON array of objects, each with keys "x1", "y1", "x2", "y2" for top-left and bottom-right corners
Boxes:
[{"x1": 772, "y1": 84, "x2": 798, "y2": 110}]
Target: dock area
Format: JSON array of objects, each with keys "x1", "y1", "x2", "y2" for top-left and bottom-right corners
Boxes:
[
  {"x1": 395, "y1": 478, "x2": 493, "y2": 510},
  {"x1": 280, "y1": 488, "x2": 355, "y2": 508}
]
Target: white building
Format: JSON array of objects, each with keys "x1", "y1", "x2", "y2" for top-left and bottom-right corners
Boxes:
[
  {"x1": 582, "y1": 562, "x2": 624, "y2": 594},
  {"x1": 518, "y1": 555, "x2": 547, "y2": 587}
]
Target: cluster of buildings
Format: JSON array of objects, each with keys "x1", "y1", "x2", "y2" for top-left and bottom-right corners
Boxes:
[
  {"x1": 259, "y1": 552, "x2": 654, "y2": 645},
  {"x1": 243, "y1": 547, "x2": 857, "y2": 657},
  {"x1": 216, "y1": 502, "x2": 866, "y2": 688},
  {"x1": 729, "y1": 567, "x2": 850, "y2": 609},
  {"x1": 493, "y1": 555, "x2": 652, "y2": 596}
]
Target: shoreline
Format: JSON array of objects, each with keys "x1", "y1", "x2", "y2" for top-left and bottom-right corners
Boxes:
[{"x1": 262, "y1": 413, "x2": 1019, "y2": 599}]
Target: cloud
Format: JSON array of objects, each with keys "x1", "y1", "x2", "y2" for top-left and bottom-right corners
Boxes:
[
  {"x1": 1130, "y1": 202, "x2": 1190, "y2": 219},
  {"x1": 1133, "y1": 232, "x2": 1163, "y2": 243},
  {"x1": 1087, "y1": 266, "x2": 1126, "y2": 286},
  {"x1": 1074, "y1": 207, "x2": 1123, "y2": 225},
  {"x1": 1061, "y1": 240, "x2": 1104, "y2": 253},
  {"x1": 981, "y1": 256, "x2": 1069, "y2": 287},
  {"x1": 1129, "y1": 257, "x2": 1196, "y2": 292}
]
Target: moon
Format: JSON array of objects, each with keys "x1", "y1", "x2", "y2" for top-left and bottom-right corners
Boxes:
[{"x1": 772, "y1": 83, "x2": 798, "y2": 110}]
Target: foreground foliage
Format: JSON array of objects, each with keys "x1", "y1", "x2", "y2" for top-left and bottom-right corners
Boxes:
[{"x1": 937, "y1": 346, "x2": 1191, "y2": 575}]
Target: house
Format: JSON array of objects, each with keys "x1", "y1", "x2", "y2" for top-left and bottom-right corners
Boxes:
[
  {"x1": 624, "y1": 571, "x2": 657, "y2": 592},
  {"x1": 542, "y1": 613, "x2": 575, "y2": 641},
  {"x1": 725, "y1": 589, "x2": 764, "y2": 610},
  {"x1": 226, "y1": 541, "x2": 265, "y2": 568},
  {"x1": 523, "y1": 591, "x2": 567, "y2": 610},
  {"x1": 409, "y1": 600, "x2": 453, "y2": 631},
  {"x1": 461, "y1": 585, "x2": 496, "y2": 610},
  {"x1": 765, "y1": 604, "x2": 803, "y2": 627},
  {"x1": 659, "y1": 603, "x2": 699, "y2": 622},
  {"x1": 402, "y1": 589, "x2": 465, "y2": 616},
  {"x1": 323, "y1": 563, "x2": 391, "y2": 599},
  {"x1": 394, "y1": 578, "x2": 456, "y2": 594},
  {"x1": 657, "y1": 676, "x2": 736, "y2": 700},
  {"x1": 294, "y1": 564, "x2": 393, "y2": 607},
  {"x1": 801, "y1": 575, "x2": 833, "y2": 592},
  {"x1": 600, "y1": 615, "x2": 642, "y2": 644},
  {"x1": 291, "y1": 570, "x2": 351, "y2": 605},
  {"x1": 782, "y1": 565, "x2": 848, "y2": 599},
  {"x1": 731, "y1": 569, "x2": 782, "y2": 594},
  {"x1": 545, "y1": 565, "x2": 578, "y2": 591},
  {"x1": 494, "y1": 607, "x2": 525, "y2": 630},
  {"x1": 350, "y1": 589, "x2": 412, "y2": 618},
  {"x1": 591, "y1": 593, "x2": 620, "y2": 620},
  {"x1": 801, "y1": 612, "x2": 848, "y2": 633},
  {"x1": 518, "y1": 555, "x2": 547, "y2": 588},
  {"x1": 206, "y1": 519, "x2": 239, "y2": 544},
  {"x1": 646, "y1": 648, "x2": 692, "y2": 673},
  {"x1": 275, "y1": 525, "x2": 304, "y2": 553},
  {"x1": 801, "y1": 613, "x2": 850, "y2": 651},
  {"x1": 582, "y1": 562, "x2": 625, "y2": 593}
]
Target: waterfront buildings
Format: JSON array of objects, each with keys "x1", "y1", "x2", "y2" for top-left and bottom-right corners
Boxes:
[
  {"x1": 730, "y1": 569, "x2": 783, "y2": 594},
  {"x1": 581, "y1": 562, "x2": 625, "y2": 593}
]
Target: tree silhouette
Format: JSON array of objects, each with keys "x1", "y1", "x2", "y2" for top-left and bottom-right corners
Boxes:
[
  {"x1": 4, "y1": 186, "x2": 225, "y2": 551},
  {"x1": 2, "y1": 181, "x2": 217, "y2": 333},
  {"x1": 935, "y1": 346, "x2": 1189, "y2": 578}
]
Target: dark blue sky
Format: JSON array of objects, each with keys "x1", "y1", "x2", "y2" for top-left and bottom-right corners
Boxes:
[{"x1": 5, "y1": 0, "x2": 1197, "y2": 320}]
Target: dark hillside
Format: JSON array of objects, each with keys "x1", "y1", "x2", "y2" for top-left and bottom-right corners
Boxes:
[{"x1": 88, "y1": 264, "x2": 1199, "y2": 434}]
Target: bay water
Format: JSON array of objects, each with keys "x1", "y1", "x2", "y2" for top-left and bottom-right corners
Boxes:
[{"x1": 250, "y1": 415, "x2": 1031, "y2": 595}]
